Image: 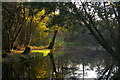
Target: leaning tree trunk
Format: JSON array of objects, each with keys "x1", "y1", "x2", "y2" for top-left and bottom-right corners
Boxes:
[
  {"x1": 116, "y1": 1, "x2": 120, "y2": 79},
  {"x1": 10, "y1": 6, "x2": 25, "y2": 49},
  {"x1": 72, "y1": 1, "x2": 120, "y2": 79},
  {"x1": 117, "y1": 2, "x2": 120, "y2": 54},
  {"x1": 47, "y1": 30, "x2": 58, "y2": 49}
]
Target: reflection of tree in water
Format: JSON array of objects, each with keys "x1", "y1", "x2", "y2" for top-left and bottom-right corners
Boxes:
[
  {"x1": 2, "y1": 48, "x2": 117, "y2": 79},
  {"x1": 54, "y1": 48, "x2": 114, "y2": 79},
  {"x1": 3, "y1": 56, "x2": 53, "y2": 79}
]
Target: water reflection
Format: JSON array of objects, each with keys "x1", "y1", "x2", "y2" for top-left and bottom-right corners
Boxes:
[
  {"x1": 55, "y1": 48, "x2": 113, "y2": 79},
  {"x1": 2, "y1": 47, "x2": 114, "y2": 79}
]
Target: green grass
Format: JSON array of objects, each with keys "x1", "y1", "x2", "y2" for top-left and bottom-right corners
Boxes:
[{"x1": 31, "y1": 49, "x2": 50, "y2": 56}]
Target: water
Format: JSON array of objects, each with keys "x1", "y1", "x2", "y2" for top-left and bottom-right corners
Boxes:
[
  {"x1": 55, "y1": 47, "x2": 113, "y2": 79},
  {"x1": 2, "y1": 46, "x2": 114, "y2": 80}
]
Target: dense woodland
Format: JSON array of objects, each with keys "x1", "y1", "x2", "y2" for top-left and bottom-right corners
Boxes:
[{"x1": 2, "y1": 1, "x2": 120, "y2": 80}]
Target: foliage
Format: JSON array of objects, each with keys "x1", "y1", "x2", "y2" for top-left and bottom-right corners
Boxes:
[{"x1": 2, "y1": 2, "x2": 68, "y2": 51}]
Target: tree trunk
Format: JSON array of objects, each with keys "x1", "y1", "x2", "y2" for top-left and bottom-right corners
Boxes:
[
  {"x1": 10, "y1": 22, "x2": 24, "y2": 49},
  {"x1": 2, "y1": 28, "x2": 10, "y2": 52},
  {"x1": 10, "y1": 6, "x2": 25, "y2": 49},
  {"x1": 117, "y1": 2, "x2": 120, "y2": 50},
  {"x1": 116, "y1": 2, "x2": 120, "y2": 80},
  {"x1": 48, "y1": 30, "x2": 58, "y2": 49},
  {"x1": 26, "y1": 9, "x2": 33, "y2": 46}
]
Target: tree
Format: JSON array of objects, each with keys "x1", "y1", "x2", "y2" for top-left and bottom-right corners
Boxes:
[
  {"x1": 2, "y1": 2, "x2": 65, "y2": 52},
  {"x1": 65, "y1": 1, "x2": 120, "y2": 79},
  {"x1": 2, "y1": 2, "x2": 26, "y2": 52},
  {"x1": 47, "y1": 1, "x2": 120, "y2": 79}
]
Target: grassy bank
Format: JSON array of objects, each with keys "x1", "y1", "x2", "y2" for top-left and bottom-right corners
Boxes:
[{"x1": 2, "y1": 49, "x2": 51, "y2": 63}]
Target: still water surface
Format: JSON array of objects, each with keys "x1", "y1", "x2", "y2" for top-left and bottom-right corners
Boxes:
[{"x1": 3, "y1": 47, "x2": 113, "y2": 80}]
